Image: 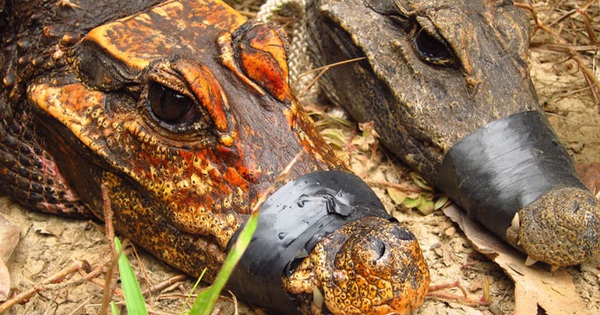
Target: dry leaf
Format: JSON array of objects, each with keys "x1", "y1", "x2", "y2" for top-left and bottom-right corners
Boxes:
[
  {"x1": 403, "y1": 196, "x2": 421, "y2": 209},
  {"x1": 434, "y1": 195, "x2": 449, "y2": 210},
  {"x1": 443, "y1": 205, "x2": 590, "y2": 315},
  {"x1": 417, "y1": 198, "x2": 435, "y2": 215},
  {"x1": 576, "y1": 162, "x2": 600, "y2": 193},
  {"x1": 0, "y1": 261, "x2": 9, "y2": 301},
  {"x1": 0, "y1": 214, "x2": 19, "y2": 261},
  {"x1": 0, "y1": 213, "x2": 20, "y2": 301},
  {"x1": 33, "y1": 222, "x2": 63, "y2": 236},
  {"x1": 387, "y1": 187, "x2": 407, "y2": 204},
  {"x1": 409, "y1": 172, "x2": 433, "y2": 190}
]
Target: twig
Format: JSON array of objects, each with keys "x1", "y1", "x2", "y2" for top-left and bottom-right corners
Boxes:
[
  {"x1": 130, "y1": 243, "x2": 154, "y2": 303},
  {"x1": 77, "y1": 250, "x2": 111, "y2": 281},
  {"x1": 516, "y1": 1, "x2": 600, "y2": 105},
  {"x1": 427, "y1": 291, "x2": 487, "y2": 306},
  {"x1": 0, "y1": 260, "x2": 90, "y2": 313},
  {"x1": 429, "y1": 280, "x2": 468, "y2": 298},
  {"x1": 577, "y1": 8, "x2": 597, "y2": 46},
  {"x1": 364, "y1": 179, "x2": 426, "y2": 193},
  {"x1": 427, "y1": 280, "x2": 488, "y2": 306},
  {"x1": 140, "y1": 274, "x2": 188, "y2": 296},
  {"x1": 100, "y1": 182, "x2": 118, "y2": 315},
  {"x1": 67, "y1": 295, "x2": 96, "y2": 315},
  {"x1": 295, "y1": 57, "x2": 366, "y2": 97},
  {"x1": 76, "y1": 253, "x2": 126, "y2": 298},
  {"x1": 529, "y1": 43, "x2": 599, "y2": 54},
  {"x1": 101, "y1": 182, "x2": 115, "y2": 255},
  {"x1": 228, "y1": 290, "x2": 239, "y2": 315}
]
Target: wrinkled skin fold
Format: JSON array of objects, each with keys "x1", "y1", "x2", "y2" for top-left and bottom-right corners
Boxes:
[
  {"x1": 306, "y1": 0, "x2": 600, "y2": 266},
  {"x1": 0, "y1": 0, "x2": 429, "y2": 314}
]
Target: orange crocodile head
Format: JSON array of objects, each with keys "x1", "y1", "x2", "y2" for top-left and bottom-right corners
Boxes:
[
  {"x1": 28, "y1": 0, "x2": 343, "y2": 267},
  {"x1": 22, "y1": 0, "x2": 429, "y2": 314}
]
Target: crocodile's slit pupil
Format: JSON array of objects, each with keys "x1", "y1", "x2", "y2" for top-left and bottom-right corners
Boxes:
[{"x1": 148, "y1": 83, "x2": 195, "y2": 124}]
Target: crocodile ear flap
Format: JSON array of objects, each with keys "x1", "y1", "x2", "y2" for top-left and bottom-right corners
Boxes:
[
  {"x1": 67, "y1": 28, "x2": 144, "y2": 91},
  {"x1": 68, "y1": 42, "x2": 130, "y2": 91},
  {"x1": 219, "y1": 22, "x2": 293, "y2": 103}
]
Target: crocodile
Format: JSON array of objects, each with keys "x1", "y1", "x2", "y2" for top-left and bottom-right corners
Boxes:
[
  {"x1": 0, "y1": 0, "x2": 430, "y2": 314},
  {"x1": 306, "y1": 0, "x2": 600, "y2": 267}
]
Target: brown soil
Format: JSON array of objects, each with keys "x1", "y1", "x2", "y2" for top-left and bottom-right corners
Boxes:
[{"x1": 1, "y1": 0, "x2": 599, "y2": 314}]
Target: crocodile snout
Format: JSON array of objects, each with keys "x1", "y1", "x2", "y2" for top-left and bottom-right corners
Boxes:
[
  {"x1": 319, "y1": 217, "x2": 429, "y2": 315},
  {"x1": 511, "y1": 187, "x2": 600, "y2": 266}
]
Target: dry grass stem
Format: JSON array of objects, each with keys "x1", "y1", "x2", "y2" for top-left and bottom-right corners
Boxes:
[{"x1": 0, "y1": 260, "x2": 91, "y2": 313}]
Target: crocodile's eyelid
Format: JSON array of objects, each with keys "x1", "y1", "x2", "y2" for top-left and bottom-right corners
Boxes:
[{"x1": 386, "y1": 14, "x2": 412, "y2": 31}]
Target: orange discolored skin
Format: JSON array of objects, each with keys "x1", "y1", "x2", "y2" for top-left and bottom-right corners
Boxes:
[
  {"x1": 0, "y1": 0, "x2": 429, "y2": 314},
  {"x1": 285, "y1": 217, "x2": 429, "y2": 315},
  {"x1": 27, "y1": 0, "x2": 342, "y2": 277}
]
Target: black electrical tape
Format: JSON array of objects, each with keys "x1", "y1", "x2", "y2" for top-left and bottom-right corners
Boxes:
[
  {"x1": 225, "y1": 170, "x2": 393, "y2": 314},
  {"x1": 437, "y1": 110, "x2": 586, "y2": 241}
]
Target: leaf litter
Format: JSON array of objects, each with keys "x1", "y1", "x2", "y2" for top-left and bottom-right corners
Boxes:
[{"x1": 1, "y1": 0, "x2": 600, "y2": 314}]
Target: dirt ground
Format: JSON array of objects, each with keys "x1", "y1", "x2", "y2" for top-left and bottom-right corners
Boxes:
[{"x1": 1, "y1": 0, "x2": 600, "y2": 314}]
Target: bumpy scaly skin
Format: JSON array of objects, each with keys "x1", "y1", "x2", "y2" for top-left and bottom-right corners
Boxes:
[
  {"x1": 507, "y1": 188, "x2": 600, "y2": 266},
  {"x1": 307, "y1": 0, "x2": 537, "y2": 178},
  {"x1": 1, "y1": 0, "x2": 430, "y2": 313},
  {"x1": 307, "y1": 0, "x2": 600, "y2": 266},
  {"x1": 18, "y1": 0, "x2": 344, "y2": 277},
  {"x1": 285, "y1": 217, "x2": 429, "y2": 315}
]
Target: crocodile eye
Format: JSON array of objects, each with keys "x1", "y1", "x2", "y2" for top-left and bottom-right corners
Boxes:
[
  {"x1": 148, "y1": 82, "x2": 196, "y2": 125},
  {"x1": 413, "y1": 27, "x2": 455, "y2": 66}
]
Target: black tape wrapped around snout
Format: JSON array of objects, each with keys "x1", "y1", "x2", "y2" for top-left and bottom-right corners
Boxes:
[
  {"x1": 225, "y1": 170, "x2": 393, "y2": 315},
  {"x1": 437, "y1": 110, "x2": 586, "y2": 241}
]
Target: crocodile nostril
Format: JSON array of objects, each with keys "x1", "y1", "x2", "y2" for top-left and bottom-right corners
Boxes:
[{"x1": 372, "y1": 240, "x2": 386, "y2": 262}]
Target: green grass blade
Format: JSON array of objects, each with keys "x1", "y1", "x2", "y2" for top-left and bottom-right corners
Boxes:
[
  {"x1": 114, "y1": 237, "x2": 148, "y2": 315},
  {"x1": 188, "y1": 210, "x2": 258, "y2": 315},
  {"x1": 110, "y1": 301, "x2": 121, "y2": 315},
  {"x1": 177, "y1": 270, "x2": 206, "y2": 315}
]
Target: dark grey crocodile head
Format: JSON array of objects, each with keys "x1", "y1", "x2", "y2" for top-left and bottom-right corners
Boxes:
[
  {"x1": 307, "y1": 0, "x2": 600, "y2": 267},
  {"x1": 308, "y1": 0, "x2": 537, "y2": 176}
]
